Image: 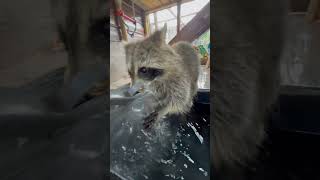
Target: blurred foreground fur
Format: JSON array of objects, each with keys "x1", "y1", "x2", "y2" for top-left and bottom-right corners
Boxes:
[
  {"x1": 212, "y1": 0, "x2": 287, "y2": 179},
  {"x1": 50, "y1": 0, "x2": 108, "y2": 96}
]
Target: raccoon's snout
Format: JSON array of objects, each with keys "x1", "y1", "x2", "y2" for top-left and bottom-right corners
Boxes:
[{"x1": 128, "y1": 81, "x2": 144, "y2": 96}]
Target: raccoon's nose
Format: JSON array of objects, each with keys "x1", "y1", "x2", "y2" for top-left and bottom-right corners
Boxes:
[{"x1": 128, "y1": 81, "x2": 144, "y2": 96}]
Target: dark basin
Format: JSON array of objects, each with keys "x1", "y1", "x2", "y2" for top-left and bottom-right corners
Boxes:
[
  {"x1": 271, "y1": 85, "x2": 320, "y2": 135},
  {"x1": 242, "y1": 85, "x2": 320, "y2": 179},
  {"x1": 110, "y1": 86, "x2": 210, "y2": 180},
  {"x1": 0, "y1": 68, "x2": 107, "y2": 180}
]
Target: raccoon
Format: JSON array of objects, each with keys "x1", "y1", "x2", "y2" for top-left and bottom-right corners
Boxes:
[{"x1": 124, "y1": 24, "x2": 200, "y2": 128}]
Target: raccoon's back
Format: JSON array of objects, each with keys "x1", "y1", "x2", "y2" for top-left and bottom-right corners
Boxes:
[{"x1": 172, "y1": 42, "x2": 200, "y2": 87}]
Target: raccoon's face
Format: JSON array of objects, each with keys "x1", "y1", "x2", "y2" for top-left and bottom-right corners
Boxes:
[
  {"x1": 125, "y1": 40, "x2": 166, "y2": 96},
  {"x1": 124, "y1": 24, "x2": 179, "y2": 96}
]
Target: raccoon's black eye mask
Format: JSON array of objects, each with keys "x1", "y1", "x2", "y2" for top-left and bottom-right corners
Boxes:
[{"x1": 138, "y1": 67, "x2": 164, "y2": 81}]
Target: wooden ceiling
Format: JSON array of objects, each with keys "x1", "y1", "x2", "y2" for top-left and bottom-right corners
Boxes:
[{"x1": 132, "y1": 0, "x2": 194, "y2": 14}]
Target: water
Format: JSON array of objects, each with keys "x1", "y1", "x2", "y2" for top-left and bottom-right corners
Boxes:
[{"x1": 110, "y1": 89, "x2": 210, "y2": 180}]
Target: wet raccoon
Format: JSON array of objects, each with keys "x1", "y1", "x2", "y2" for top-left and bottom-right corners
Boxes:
[
  {"x1": 212, "y1": 0, "x2": 286, "y2": 179},
  {"x1": 125, "y1": 24, "x2": 200, "y2": 128}
]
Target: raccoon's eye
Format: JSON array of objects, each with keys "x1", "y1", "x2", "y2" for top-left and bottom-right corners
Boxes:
[
  {"x1": 138, "y1": 67, "x2": 163, "y2": 81},
  {"x1": 139, "y1": 67, "x2": 147, "y2": 74}
]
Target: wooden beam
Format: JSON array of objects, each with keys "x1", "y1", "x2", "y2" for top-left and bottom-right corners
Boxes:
[
  {"x1": 154, "y1": 12, "x2": 158, "y2": 30},
  {"x1": 112, "y1": 0, "x2": 123, "y2": 41},
  {"x1": 131, "y1": 1, "x2": 136, "y2": 17},
  {"x1": 177, "y1": 0, "x2": 181, "y2": 33},
  {"x1": 146, "y1": 0, "x2": 193, "y2": 14},
  {"x1": 143, "y1": 12, "x2": 150, "y2": 36},
  {"x1": 306, "y1": 0, "x2": 320, "y2": 23},
  {"x1": 114, "y1": 0, "x2": 128, "y2": 41},
  {"x1": 205, "y1": 57, "x2": 210, "y2": 69},
  {"x1": 150, "y1": 12, "x2": 197, "y2": 24},
  {"x1": 132, "y1": 0, "x2": 149, "y2": 10},
  {"x1": 169, "y1": 2, "x2": 209, "y2": 45},
  {"x1": 167, "y1": 9, "x2": 176, "y2": 17},
  {"x1": 167, "y1": 8, "x2": 185, "y2": 27}
]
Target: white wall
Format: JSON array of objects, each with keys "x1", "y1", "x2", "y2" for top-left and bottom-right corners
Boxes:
[{"x1": 110, "y1": 41, "x2": 128, "y2": 83}]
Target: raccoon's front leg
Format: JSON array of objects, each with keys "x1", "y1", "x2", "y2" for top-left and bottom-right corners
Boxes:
[
  {"x1": 142, "y1": 107, "x2": 169, "y2": 129},
  {"x1": 128, "y1": 91, "x2": 162, "y2": 130},
  {"x1": 143, "y1": 111, "x2": 158, "y2": 129}
]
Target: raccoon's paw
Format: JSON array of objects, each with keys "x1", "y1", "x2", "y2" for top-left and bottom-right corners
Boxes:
[{"x1": 143, "y1": 111, "x2": 158, "y2": 129}]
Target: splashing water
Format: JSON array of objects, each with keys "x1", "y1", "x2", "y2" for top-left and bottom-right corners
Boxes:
[{"x1": 110, "y1": 90, "x2": 209, "y2": 180}]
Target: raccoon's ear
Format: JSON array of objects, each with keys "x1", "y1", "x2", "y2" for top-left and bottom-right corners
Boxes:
[
  {"x1": 150, "y1": 23, "x2": 167, "y2": 45},
  {"x1": 124, "y1": 41, "x2": 133, "y2": 50},
  {"x1": 122, "y1": 40, "x2": 129, "y2": 46},
  {"x1": 124, "y1": 42, "x2": 133, "y2": 55},
  {"x1": 123, "y1": 42, "x2": 129, "y2": 50}
]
